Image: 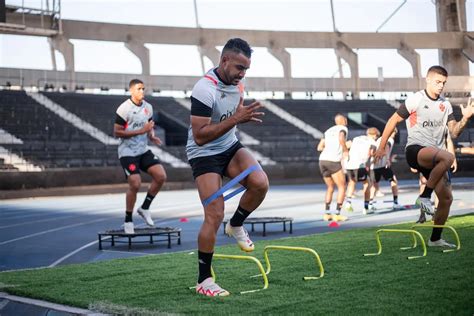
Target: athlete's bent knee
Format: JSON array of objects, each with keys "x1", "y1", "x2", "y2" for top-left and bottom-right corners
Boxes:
[
  {"x1": 128, "y1": 178, "x2": 141, "y2": 192},
  {"x1": 155, "y1": 172, "x2": 167, "y2": 184},
  {"x1": 249, "y1": 172, "x2": 269, "y2": 194},
  {"x1": 205, "y1": 209, "x2": 224, "y2": 227}
]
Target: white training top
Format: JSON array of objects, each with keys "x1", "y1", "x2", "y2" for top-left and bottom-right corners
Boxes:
[
  {"x1": 319, "y1": 125, "x2": 348, "y2": 162},
  {"x1": 346, "y1": 135, "x2": 376, "y2": 170},
  {"x1": 186, "y1": 68, "x2": 244, "y2": 160},
  {"x1": 373, "y1": 137, "x2": 394, "y2": 169},
  {"x1": 399, "y1": 90, "x2": 454, "y2": 149},
  {"x1": 116, "y1": 99, "x2": 153, "y2": 158}
]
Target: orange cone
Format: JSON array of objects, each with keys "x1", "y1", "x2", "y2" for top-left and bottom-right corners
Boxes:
[{"x1": 328, "y1": 221, "x2": 340, "y2": 228}]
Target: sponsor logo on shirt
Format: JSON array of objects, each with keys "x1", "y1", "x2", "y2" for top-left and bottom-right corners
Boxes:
[
  {"x1": 422, "y1": 119, "x2": 444, "y2": 128},
  {"x1": 220, "y1": 109, "x2": 234, "y2": 122},
  {"x1": 132, "y1": 122, "x2": 145, "y2": 129}
]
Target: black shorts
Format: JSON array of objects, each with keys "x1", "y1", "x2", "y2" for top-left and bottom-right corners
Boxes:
[
  {"x1": 373, "y1": 167, "x2": 395, "y2": 183},
  {"x1": 347, "y1": 168, "x2": 368, "y2": 182},
  {"x1": 405, "y1": 145, "x2": 432, "y2": 179},
  {"x1": 319, "y1": 160, "x2": 342, "y2": 177},
  {"x1": 188, "y1": 141, "x2": 244, "y2": 179},
  {"x1": 119, "y1": 150, "x2": 161, "y2": 178}
]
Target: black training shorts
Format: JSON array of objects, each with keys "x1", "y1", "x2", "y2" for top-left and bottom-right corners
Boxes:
[
  {"x1": 189, "y1": 141, "x2": 244, "y2": 179},
  {"x1": 119, "y1": 150, "x2": 161, "y2": 178}
]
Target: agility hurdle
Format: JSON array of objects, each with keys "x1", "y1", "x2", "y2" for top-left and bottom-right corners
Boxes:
[
  {"x1": 212, "y1": 254, "x2": 269, "y2": 294},
  {"x1": 411, "y1": 224, "x2": 461, "y2": 252},
  {"x1": 364, "y1": 229, "x2": 427, "y2": 260},
  {"x1": 253, "y1": 245, "x2": 324, "y2": 280}
]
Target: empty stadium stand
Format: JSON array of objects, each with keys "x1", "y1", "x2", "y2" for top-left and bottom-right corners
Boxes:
[
  {"x1": 0, "y1": 90, "x2": 112, "y2": 168},
  {"x1": 1, "y1": 90, "x2": 472, "y2": 170},
  {"x1": 43, "y1": 92, "x2": 189, "y2": 163}
]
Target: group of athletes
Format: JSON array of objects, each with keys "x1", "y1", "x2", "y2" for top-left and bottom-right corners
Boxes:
[
  {"x1": 112, "y1": 38, "x2": 473, "y2": 297},
  {"x1": 317, "y1": 117, "x2": 401, "y2": 222}
]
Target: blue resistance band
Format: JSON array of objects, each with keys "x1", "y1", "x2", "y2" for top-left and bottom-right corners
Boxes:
[{"x1": 201, "y1": 164, "x2": 260, "y2": 207}]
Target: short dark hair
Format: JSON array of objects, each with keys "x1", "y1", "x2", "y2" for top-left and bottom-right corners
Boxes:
[
  {"x1": 427, "y1": 65, "x2": 448, "y2": 77},
  {"x1": 129, "y1": 79, "x2": 144, "y2": 88},
  {"x1": 222, "y1": 38, "x2": 253, "y2": 58}
]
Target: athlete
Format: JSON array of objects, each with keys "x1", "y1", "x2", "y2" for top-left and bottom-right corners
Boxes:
[
  {"x1": 375, "y1": 65, "x2": 473, "y2": 247},
  {"x1": 114, "y1": 79, "x2": 167, "y2": 234},
  {"x1": 344, "y1": 128, "x2": 379, "y2": 214},
  {"x1": 186, "y1": 38, "x2": 268, "y2": 297},
  {"x1": 370, "y1": 128, "x2": 402, "y2": 210},
  {"x1": 317, "y1": 114, "x2": 349, "y2": 221}
]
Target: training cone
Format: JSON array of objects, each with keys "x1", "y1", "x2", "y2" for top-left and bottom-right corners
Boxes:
[
  {"x1": 328, "y1": 221, "x2": 340, "y2": 228},
  {"x1": 179, "y1": 217, "x2": 189, "y2": 223}
]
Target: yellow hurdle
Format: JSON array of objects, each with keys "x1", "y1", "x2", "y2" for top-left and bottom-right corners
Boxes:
[
  {"x1": 212, "y1": 254, "x2": 269, "y2": 294},
  {"x1": 364, "y1": 229, "x2": 427, "y2": 260},
  {"x1": 411, "y1": 224, "x2": 461, "y2": 253},
  {"x1": 255, "y1": 245, "x2": 324, "y2": 280}
]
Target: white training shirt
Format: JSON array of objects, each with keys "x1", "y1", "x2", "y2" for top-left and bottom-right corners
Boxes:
[
  {"x1": 346, "y1": 135, "x2": 377, "y2": 170},
  {"x1": 319, "y1": 125, "x2": 348, "y2": 162},
  {"x1": 398, "y1": 90, "x2": 454, "y2": 149},
  {"x1": 186, "y1": 68, "x2": 244, "y2": 160},
  {"x1": 373, "y1": 137, "x2": 394, "y2": 169},
  {"x1": 115, "y1": 99, "x2": 153, "y2": 158}
]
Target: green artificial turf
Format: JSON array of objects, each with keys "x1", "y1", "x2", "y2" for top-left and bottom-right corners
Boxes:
[{"x1": 1, "y1": 214, "x2": 473, "y2": 315}]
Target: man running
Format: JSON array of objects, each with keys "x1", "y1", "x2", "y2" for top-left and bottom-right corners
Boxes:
[
  {"x1": 317, "y1": 114, "x2": 349, "y2": 221},
  {"x1": 344, "y1": 128, "x2": 379, "y2": 214},
  {"x1": 186, "y1": 38, "x2": 269, "y2": 297},
  {"x1": 375, "y1": 65, "x2": 473, "y2": 247},
  {"x1": 370, "y1": 128, "x2": 402, "y2": 210}
]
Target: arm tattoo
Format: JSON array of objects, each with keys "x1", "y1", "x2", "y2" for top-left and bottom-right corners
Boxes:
[{"x1": 452, "y1": 117, "x2": 469, "y2": 138}]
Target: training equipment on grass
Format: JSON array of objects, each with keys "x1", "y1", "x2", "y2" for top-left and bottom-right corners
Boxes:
[
  {"x1": 411, "y1": 224, "x2": 461, "y2": 252},
  {"x1": 97, "y1": 227, "x2": 181, "y2": 250},
  {"x1": 211, "y1": 254, "x2": 269, "y2": 294},
  {"x1": 222, "y1": 217, "x2": 293, "y2": 236},
  {"x1": 364, "y1": 229, "x2": 427, "y2": 260},
  {"x1": 202, "y1": 164, "x2": 260, "y2": 207},
  {"x1": 254, "y1": 245, "x2": 324, "y2": 280},
  {"x1": 328, "y1": 221, "x2": 340, "y2": 228}
]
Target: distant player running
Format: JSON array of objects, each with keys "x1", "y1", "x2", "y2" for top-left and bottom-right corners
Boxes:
[
  {"x1": 114, "y1": 79, "x2": 167, "y2": 234},
  {"x1": 344, "y1": 128, "x2": 379, "y2": 214},
  {"x1": 375, "y1": 65, "x2": 473, "y2": 247},
  {"x1": 317, "y1": 114, "x2": 349, "y2": 221},
  {"x1": 187, "y1": 38, "x2": 268, "y2": 297},
  {"x1": 370, "y1": 128, "x2": 402, "y2": 210}
]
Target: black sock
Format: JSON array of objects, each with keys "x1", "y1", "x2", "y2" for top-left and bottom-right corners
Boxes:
[
  {"x1": 141, "y1": 193, "x2": 155, "y2": 210},
  {"x1": 430, "y1": 227, "x2": 443, "y2": 242},
  {"x1": 125, "y1": 211, "x2": 133, "y2": 223},
  {"x1": 198, "y1": 251, "x2": 213, "y2": 283},
  {"x1": 229, "y1": 206, "x2": 251, "y2": 227},
  {"x1": 336, "y1": 203, "x2": 342, "y2": 211},
  {"x1": 325, "y1": 202, "x2": 331, "y2": 211},
  {"x1": 420, "y1": 186, "x2": 434, "y2": 199},
  {"x1": 393, "y1": 195, "x2": 398, "y2": 203},
  {"x1": 364, "y1": 201, "x2": 369, "y2": 209}
]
